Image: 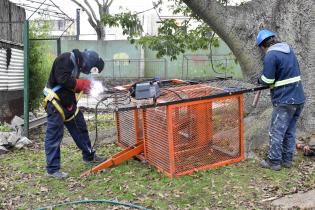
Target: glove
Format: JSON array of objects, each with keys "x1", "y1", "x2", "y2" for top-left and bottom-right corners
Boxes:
[{"x1": 75, "y1": 79, "x2": 91, "y2": 94}]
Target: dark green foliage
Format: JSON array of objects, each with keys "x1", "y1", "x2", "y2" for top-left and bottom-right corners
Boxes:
[
  {"x1": 102, "y1": 12, "x2": 143, "y2": 44},
  {"x1": 29, "y1": 20, "x2": 54, "y2": 110}
]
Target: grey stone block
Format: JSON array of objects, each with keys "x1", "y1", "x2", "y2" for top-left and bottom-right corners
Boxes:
[
  {"x1": 7, "y1": 133, "x2": 20, "y2": 146},
  {"x1": 11, "y1": 115, "x2": 24, "y2": 126},
  {"x1": 10, "y1": 115, "x2": 24, "y2": 132},
  {"x1": 15, "y1": 136, "x2": 32, "y2": 149},
  {"x1": 0, "y1": 132, "x2": 9, "y2": 146}
]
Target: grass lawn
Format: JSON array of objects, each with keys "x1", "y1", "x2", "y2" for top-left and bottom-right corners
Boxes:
[{"x1": 0, "y1": 132, "x2": 314, "y2": 210}]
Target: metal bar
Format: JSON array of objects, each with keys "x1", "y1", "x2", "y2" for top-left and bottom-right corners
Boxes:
[
  {"x1": 29, "y1": 115, "x2": 47, "y2": 129},
  {"x1": 28, "y1": 0, "x2": 48, "y2": 20},
  {"x1": 23, "y1": 7, "x2": 66, "y2": 19},
  {"x1": 117, "y1": 85, "x2": 269, "y2": 112},
  {"x1": 58, "y1": 21, "x2": 74, "y2": 39},
  {"x1": 49, "y1": 0, "x2": 73, "y2": 21},
  {"x1": 30, "y1": 38, "x2": 58, "y2": 41},
  {"x1": 17, "y1": 3, "x2": 66, "y2": 16},
  {"x1": 239, "y1": 95, "x2": 245, "y2": 160},
  {"x1": 76, "y1": 8, "x2": 80, "y2": 40},
  {"x1": 57, "y1": 38, "x2": 61, "y2": 55},
  {"x1": 164, "y1": 58, "x2": 167, "y2": 79},
  {"x1": 24, "y1": 0, "x2": 55, "y2": 7},
  {"x1": 80, "y1": 142, "x2": 144, "y2": 177},
  {"x1": 134, "y1": 109, "x2": 140, "y2": 144},
  {"x1": 167, "y1": 105, "x2": 175, "y2": 177},
  {"x1": 23, "y1": 20, "x2": 30, "y2": 137},
  {"x1": 115, "y1": 112, "x2": 121, "y2": 144},
  {"x1": 184, "y1": 53, "x2": 235, "y2": 57},
  {"x1": 141, "y1": 109, "x2": 147, "y2": 158},
  {"x1": 186, "y1": 58, "x2": 188, "y2": 79}
]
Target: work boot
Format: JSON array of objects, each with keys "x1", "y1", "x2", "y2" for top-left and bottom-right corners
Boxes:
[
  {"x1": 47, "y1": 171, "x2": 68, "y2": 179},
  {"x1": 260, "y1": 159, "x2": 281, "y2": 171},
  {"x1": 282, "y1": 161, "x2": 293, "y2": 168},
  {"x1": 83, "y1": 154, "x2": 106, "y2": 164}
]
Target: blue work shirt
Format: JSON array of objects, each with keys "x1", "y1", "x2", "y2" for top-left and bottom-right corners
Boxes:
[{"x1": 258, "y1": 42, "x2": 305, "y2": 105}]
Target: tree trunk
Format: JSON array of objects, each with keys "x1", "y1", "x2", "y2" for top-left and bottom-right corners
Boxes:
[
  {"x1": 95, "y1": 23, "x2": 105, "y2": 40},
  {"x1": 183, "y1": 0, "x2": 315, "y2": 133}
]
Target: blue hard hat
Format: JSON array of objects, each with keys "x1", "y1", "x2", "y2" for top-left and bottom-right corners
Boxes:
[
  {"x1": 256, "y1": 29, "x2": 275, "y2": 46},
  {"x1": 81, "y1": 49, "x2": 104, "y2": 74}
]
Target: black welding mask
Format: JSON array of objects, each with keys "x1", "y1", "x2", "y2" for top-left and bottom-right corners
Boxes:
[{"x1": 81, "y1": 49, "x2": 104, "y2": 74}]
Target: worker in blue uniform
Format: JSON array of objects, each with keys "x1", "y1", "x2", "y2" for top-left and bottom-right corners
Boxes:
[
  {"x1": 43, "y1": 49, "x2": 105, "y2": 178},
  {"x1": 257, "y1": 29, "x2": 305, "y2": 170}
]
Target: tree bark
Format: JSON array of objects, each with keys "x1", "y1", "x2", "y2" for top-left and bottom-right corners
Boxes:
[
  {"x1": 71, "y1": 0, "x2": 110, "y2": 40},
  {"x1": 96, "y1": 23, "x2": 105, "y2": 40},
  {"x1": 183, "y1": 0, "x2": 315, "y2": 133}
]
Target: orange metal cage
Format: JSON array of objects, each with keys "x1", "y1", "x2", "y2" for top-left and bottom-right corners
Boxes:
[
  {"x1": 116, "y1": 84, "x2": 244, "y2": 177},
  {"x1": 116, "y1": 109, "x2": 145, "y2": 160}
]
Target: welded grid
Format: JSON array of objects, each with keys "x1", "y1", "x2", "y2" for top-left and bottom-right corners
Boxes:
[
  {"x1": 170, "y1": 96, "x2": 242, "y2": 176},
  {"x1": 212, "y1": 98, "x2": 241, "y2": 158},
  {"x1": 143, "y1": 106, "x2": 171, "y2": 174},
  {"x1": 172, "y1": 101, "x2": 213, "y2": 175},
  {"x1": 116, "y1": 110, "x2": 137, "y2": 148}
]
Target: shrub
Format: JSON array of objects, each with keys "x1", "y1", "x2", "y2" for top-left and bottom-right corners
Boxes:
[{"x1": 29, "y1": 20, "x2": 55, "y2": 110}]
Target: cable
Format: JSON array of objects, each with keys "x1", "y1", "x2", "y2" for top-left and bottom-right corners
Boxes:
[
  {"x1": 92, "y1": 90, "x2": 131, "y2": 149},
  {"x1": 34, "y1": 199, "x2": 150, "y2": 210},
  {"x1": 162, "y1": 88, "x2": 183, "y2": 99},
  {"x1": 209, "y1": 32, "x2": 225, "y2": 75}
]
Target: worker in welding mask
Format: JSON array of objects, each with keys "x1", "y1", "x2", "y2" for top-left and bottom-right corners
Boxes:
[
  {"x1": 43, "y1": 49, "x2": 105, "y2": 179},
  {"x1": 256, "y1": 29, "x2": 305, "y2": 171}
]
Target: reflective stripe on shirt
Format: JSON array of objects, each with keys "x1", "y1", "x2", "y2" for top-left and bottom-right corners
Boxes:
[
  {"x1": 274, "y1": 76, "x2": 301, "y2": 87},
  {"x1": 261, "y1": 75, "x2": 275, "y2": 84}
]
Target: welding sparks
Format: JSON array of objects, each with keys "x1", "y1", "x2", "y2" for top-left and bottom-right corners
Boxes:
[{"x1": 90, "y1": 81, "x2": 105, "y2": 98}]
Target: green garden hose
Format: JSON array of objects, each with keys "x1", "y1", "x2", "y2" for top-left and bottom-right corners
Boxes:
[{"x1": 35, "y1": 199, "x2": 150, "y2": 210}]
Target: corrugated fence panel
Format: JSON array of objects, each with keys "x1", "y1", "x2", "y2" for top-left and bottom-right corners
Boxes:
[
  {"x1": 0, "y1": 49, "x2": 7, "y2": 91},
  {"x1": 0, "y1": 48, "x2": 24, "y2": 91},
  {"x1": 8, "y1": 48, "x2": 24, "y2": 90}
]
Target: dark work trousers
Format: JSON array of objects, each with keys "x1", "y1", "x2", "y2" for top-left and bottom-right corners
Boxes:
[
  {"x1": 268, "y1": 103, "x2": 304, "y2": 165},
  {"x1": 45, "y1": 102, "x2": 95, "y2": 174}
]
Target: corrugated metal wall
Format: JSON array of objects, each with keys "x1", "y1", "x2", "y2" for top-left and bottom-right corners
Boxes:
[
  {"x1": 0, "y1": 48, "x2": 24, "y2": 91},
  {"x1": 0, "y1": 48, "x2": 6, "y2": 90},
  {"x1": 0, "y1": 0, "x2": 25, "y2": 123}
]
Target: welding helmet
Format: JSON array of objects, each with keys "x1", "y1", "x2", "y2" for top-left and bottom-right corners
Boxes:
[
  {"x1": 256, "y1": 29, "x2": 275, "y2": 46},
  {"x1": 81, "y1": 49, "x2": 104, "y2": 74}
]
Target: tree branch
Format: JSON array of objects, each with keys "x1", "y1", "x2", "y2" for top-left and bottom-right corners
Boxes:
[
  {"x1": 87, "y1": 16, "x2": 97, "y2": 29},
  {"x1": 84, "y1": 0, "x2": 99, "y2": 22},
  {"x1": 105, "y1": 0, "x2": 114, "y2": 7},
  {"x1": 94, "y1": 0, "x2": 101, "y2": 7},
  {"x1": 70, "y1": 0, "x2": 98, "y2": 28}
]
